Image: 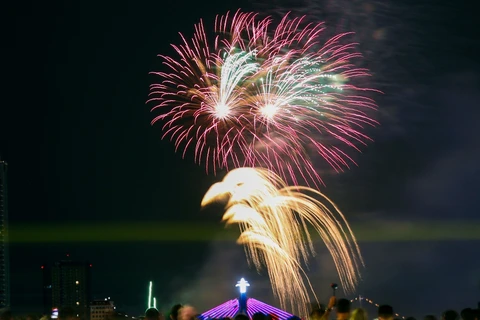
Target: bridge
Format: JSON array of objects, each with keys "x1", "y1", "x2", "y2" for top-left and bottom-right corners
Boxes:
[{"x1": 349, "y1": 295, "x2": 406, "y2": 319}]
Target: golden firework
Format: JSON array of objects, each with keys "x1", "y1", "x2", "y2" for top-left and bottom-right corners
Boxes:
[{"x1": 202, "y1": 167, "x2": 363, "y2": 317}]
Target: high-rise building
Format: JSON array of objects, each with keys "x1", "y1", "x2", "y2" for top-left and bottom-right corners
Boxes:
[
  {"x1": 43, "y1": 259, "x2": 92, "y2": 320},
  {"x1": 90, "y1": 299, "x2": 115, "y2": 320},
  {"x1": 0, "y1": 160, "x2": 10, "y2": 308},
  {"x1": 42, "y1": 264, "x2": 53, "y2": 314}
]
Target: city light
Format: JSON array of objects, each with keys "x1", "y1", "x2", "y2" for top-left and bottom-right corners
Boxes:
[{"x1": 51, "y1": 308, "x2": 58, "y2": 319}]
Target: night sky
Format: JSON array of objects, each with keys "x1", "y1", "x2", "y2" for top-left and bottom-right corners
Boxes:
[{"x1": 2, "y1": 0, "x2": 479, "y2": 318}]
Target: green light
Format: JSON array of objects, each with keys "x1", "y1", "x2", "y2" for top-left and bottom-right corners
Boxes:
[
  {"x1": 8, "y1": 221, "x2": 480, "y2": 243},
  {"x1": 148, "y1": 281, "x2": 152, "y2": 309}
]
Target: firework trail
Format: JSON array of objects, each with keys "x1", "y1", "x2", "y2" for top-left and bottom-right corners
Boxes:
[
  {"x1": 201, "y1": 167, "x2": 363, "y2": 317},
  {"x1": 149, "y1": 11, "x2": 378, "y2": 187}
]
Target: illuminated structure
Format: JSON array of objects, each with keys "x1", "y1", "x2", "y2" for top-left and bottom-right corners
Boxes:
[
  {"x1": 200, "y1": 279, "x2": 295, "y2": 320},
  {"x1": 146, "y1": 281, "x2": 157, "y2": 309},
  {"x1": 43, "y1": 258, "x2": 92, "y2": 320},
  {"x1": 0, "y1": 160, "x2": 9, "y2": 308},
  {"x1": 90, "y1": 299, "x2": 115, "y2": 320}
]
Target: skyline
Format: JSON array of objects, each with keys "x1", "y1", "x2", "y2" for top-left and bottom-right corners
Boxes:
[{"x1": 2, "y1": 0, "x2": 479, "y2": 317}]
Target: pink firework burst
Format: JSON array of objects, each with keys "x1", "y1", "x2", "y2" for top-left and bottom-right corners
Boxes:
[{"x1": 148, "y1": 10, "x2": 379, "y2": 187}]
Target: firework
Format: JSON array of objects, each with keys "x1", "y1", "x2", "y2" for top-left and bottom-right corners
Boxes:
[
  {"x1": 149, "y1": 11, "x2": 378, "y2": 186},
  {"x1": 201, "y1": 167, "x2": 363, "y2": 317}
]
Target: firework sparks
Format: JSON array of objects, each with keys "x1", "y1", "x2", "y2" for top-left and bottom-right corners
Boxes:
[
  {"x1": 201, "y1": 167, "x2": 363, "y2": 317},
  {"x1": 149, "y1": 11, "x2": 378, "y2": 186}
]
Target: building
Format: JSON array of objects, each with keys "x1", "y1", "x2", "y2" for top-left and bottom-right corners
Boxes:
[
  {"x1": 90, "y1": 299, "x2": 115, "y2": 320},
  {"x1": 43, "y1": 259, "x2": 92, "y2": 320},
  {"x1": 42, "y1": 264, "x2": 53, "y2": 314},
  {"x1": 199, "y1": 279, "x2": 295, "y2": 320},
  {"x1": 0, "y1": 160, "x2": 10, "y2": 308}
]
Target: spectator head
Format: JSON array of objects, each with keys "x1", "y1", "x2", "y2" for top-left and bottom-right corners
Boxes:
[
  {"x1": 146, "y1": 308, "x2": 161, "y2": 320},
  {"x1": 310, "y1": 308, "x2": 325, "y2": 320},
  {"x1": 252, "y1": 313, "x2": 266, "y2": 320},
  {"x1": 406, "y1": 317, "x2": 417, "y2": 320},
  {"x1": 337, "y1": 299, "x2": 351, "y2": 314},
  {"x1": 234, "y1": 314, "x2": 249, "y2": 320},
  {"x1": 461, "y1": 309, "x2": 475, "y2": 320},
  {"x1": 170, "y1": 304, "x2": 183, "y2": 320},
  {"x1": 59, "y1": 307, "x2": 76, "y2": 320},
  {"x1": 425, "y1": 315, "x2": 437, "y2": 320},
  {"x1": 378, "y1": 305, "x2": 394, "y2": 320},
  {"x1": 178, "y1": 305, "x2": 196, "y2": 320},
  {"x1": 443, "y1": 310, "x2": 459, "y2": 320}
]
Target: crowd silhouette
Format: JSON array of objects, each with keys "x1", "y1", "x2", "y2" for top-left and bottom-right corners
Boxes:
[
  {"x1": 144, "y1": 297, "x2": 479, "y2": 320},
  {"x1": 1, "y1": 297, "x2": 478, "y2": 320}
]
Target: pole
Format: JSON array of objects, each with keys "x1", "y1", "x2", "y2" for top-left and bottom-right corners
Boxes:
[{"x1": 331, "y1": 283, "x2": 338, "y2": 297}]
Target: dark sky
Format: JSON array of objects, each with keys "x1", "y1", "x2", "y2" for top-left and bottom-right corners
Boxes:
[{"x1": 2, "y1": 0, "x2": 479, "y2": 318}]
